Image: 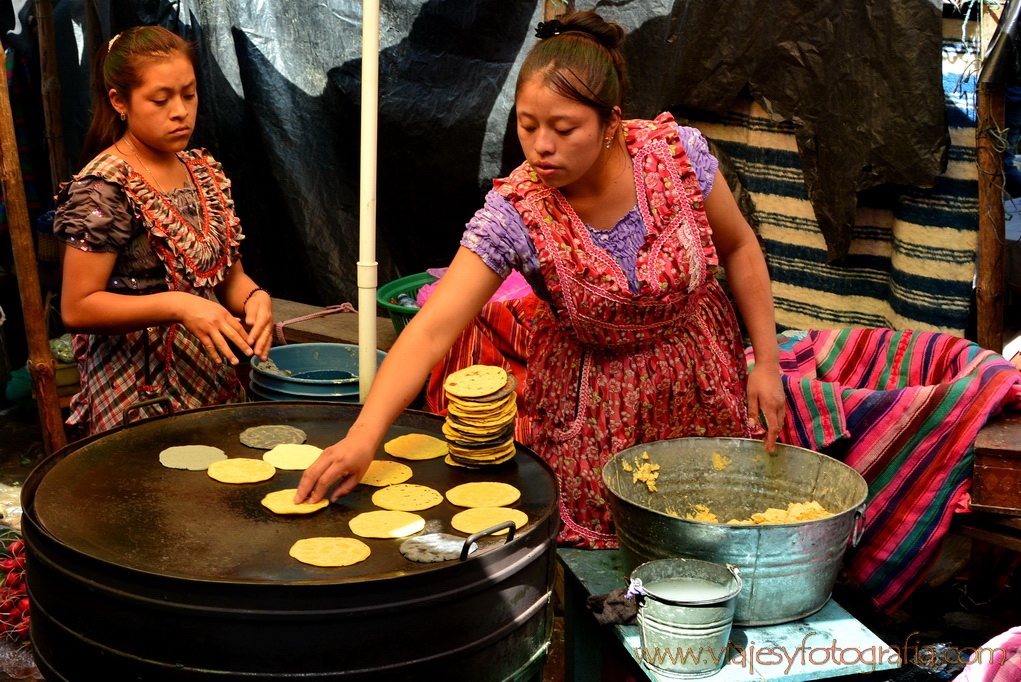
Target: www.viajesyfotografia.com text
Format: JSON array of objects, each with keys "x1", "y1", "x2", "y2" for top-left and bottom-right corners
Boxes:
[{"x1": 634, "y1": 632, "x2": 1007, "y2": 675}]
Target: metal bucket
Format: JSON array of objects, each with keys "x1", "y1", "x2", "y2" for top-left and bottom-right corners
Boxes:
[
  {"x1": 632, "y1": 558, "x2": 741, "y2": 679},
  {"x1": 604, "y1": 437, "x2": 868, "y2": 626}
]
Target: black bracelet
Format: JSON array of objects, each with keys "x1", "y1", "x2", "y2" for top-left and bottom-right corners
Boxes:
[{"x1": 242, "y1": 286, "x2": 268, "y2": 311}]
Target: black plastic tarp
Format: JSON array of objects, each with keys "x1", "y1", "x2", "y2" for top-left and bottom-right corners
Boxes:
[
  {"x1": 43, "y1": 0, "x2": 948, "y2": 304},
  {"x1": 621, "y1": 0, "x2": 948, "y2": 261}
]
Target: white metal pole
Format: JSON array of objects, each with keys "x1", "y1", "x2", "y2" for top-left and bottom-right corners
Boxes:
[{"x1": 358, "y1": 0, "x2": 380, "y2": 401}]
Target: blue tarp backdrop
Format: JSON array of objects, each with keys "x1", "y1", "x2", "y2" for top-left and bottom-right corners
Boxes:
[{"x1": 41, "y1": 0, "x2": 948, "y2": 318}]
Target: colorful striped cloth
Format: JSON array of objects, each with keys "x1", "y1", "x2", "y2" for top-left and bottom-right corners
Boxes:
[
  {"x1": 677, "y1": 15, "x2": 980, "y2": 335},
  {"x1": 749, "y1": 328, "x2": 1021, "y2": 614}
]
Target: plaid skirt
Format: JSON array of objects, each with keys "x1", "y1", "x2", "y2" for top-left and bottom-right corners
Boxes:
[{"x1": 68, "y1": 322, "x2": 245, "y2": 435}]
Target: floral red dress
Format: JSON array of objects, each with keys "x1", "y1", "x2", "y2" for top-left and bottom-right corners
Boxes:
[
  {"x1": 54, "y1": 150, "x2": 246, "y2": 435},
  {"x1": 496, "y1": 113, "x2": 750, "y2": 548}
]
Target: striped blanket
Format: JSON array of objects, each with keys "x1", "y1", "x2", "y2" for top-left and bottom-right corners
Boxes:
[
  {"x1": 750, "y1": 328, "x2": 1021, "y2": 613},
  {"x1": 678, "y1": 15, "x2": 981, "y2": 335}
]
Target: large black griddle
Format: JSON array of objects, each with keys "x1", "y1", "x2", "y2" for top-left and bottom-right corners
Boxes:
[{"x1": 29, "y1": 401, "x2": 556, "y2": 584}]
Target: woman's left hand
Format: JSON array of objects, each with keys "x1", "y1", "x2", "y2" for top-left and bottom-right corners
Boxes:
[
  {"x1": 746, "y1": 363, "x2": 785, "y2": 451},
  {"x1": 243, "y1": 290, "x2": 274, "y2": 360}
]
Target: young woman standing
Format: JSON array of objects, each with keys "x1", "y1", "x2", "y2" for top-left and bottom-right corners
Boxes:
[
  {"x1": 298, "y1": 11, "x2": 784, "y2": 548},
  {"x1": 55, "y1": 26, "x2": 273, "y2": 435}
]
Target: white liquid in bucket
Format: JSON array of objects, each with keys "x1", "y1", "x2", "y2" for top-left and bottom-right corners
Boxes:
[{"x1": 645, "y1": 578, "x2": 732, "y2": 603}]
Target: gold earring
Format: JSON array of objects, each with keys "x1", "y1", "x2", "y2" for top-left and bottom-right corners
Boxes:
[
  {"x1": 120, "y1": 112, "x2": 126, "y2": 121},
  {"x1": 604, "y1": 135, "x2": 613, "y2": 149}
]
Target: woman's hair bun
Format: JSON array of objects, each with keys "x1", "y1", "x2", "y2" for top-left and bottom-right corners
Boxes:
[{"x1": 558, "y1": 10, "x2": 625, "y2": 50}]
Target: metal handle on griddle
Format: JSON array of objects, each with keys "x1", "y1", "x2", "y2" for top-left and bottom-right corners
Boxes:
[
  {"x1": 122, "y1": 397, "x2": 174, "y2": 426},
  {"x1": 850, "y1": 507, "x2": 866, "y2": 547},
  {"x1": 460, "y1": 521, "x2": 516, "y2": 561}
]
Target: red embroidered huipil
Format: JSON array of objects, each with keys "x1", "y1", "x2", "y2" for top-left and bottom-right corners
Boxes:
[{"x1": 55, "y1": 150, "x2": 245, "y2": 435}]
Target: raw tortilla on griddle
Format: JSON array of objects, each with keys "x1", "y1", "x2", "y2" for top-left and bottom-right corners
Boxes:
[
  {"x1": 159, "y1": 445, "x2": 227, "y2": 471},
  {"x1": 239, "y1": 424, "x2": 308, "y2": 450}
]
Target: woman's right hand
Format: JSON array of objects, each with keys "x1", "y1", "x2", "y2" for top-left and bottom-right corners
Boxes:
[
  {"x1": 295, "y1": 431, "x2": 377, "y2": 504},
  {"x1": 173, "y1": 292, "x2": 253, "y2": 365}
]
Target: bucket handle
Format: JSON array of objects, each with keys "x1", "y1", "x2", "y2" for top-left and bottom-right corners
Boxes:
[
  {"x1": 460, "y1": 521, "x2": 516, "y2": 561},
  {"x1": 122, "y1": 397, "x2": 174, "y2": 426},
  {"x1": 850, "y1": 507, "x2": 866, "y2": 547}
]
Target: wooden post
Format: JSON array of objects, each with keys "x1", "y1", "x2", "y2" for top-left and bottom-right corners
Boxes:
[
  {"x1": 34, "y1": 0, "x2": 70, "y2": 188},
  {"x1": 976, "y1": 81, "x2": 1006, "y2": 353},
  {"x1": 0, "y1": 60, "x2": 67, "y2": 454}
]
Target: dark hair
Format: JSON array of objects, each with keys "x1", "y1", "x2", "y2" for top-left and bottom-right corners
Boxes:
[
  {"x1": 517, "y1": 11, "x2": 627, "y2": 125},
  {"x1": 78, "y1": 26, "x2": 198, "y2": 168}
]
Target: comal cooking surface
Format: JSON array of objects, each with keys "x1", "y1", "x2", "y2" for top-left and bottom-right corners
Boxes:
[{"x1": 30, "y1": 402, "x2": 555, "y2": 583}]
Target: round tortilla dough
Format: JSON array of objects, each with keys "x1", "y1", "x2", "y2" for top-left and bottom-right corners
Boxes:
[
  {"x1": 448, "y1": 448, "x2": 516, "y2": 468},
  {"x1": 349, "y1": 510, "x2": 425, "y2": 538},
  {"x1": 371, "y1": 484, "x2": 443, "y2": 512},
  {"x1": 239, "y1": 424, "x2": 307, "y2": 450},
  {"x1": 358, "y1": 460, "x2": 413, "y2": 487},
  {"x1": 445, "y1": 481, "x2": 521, "y2": 508},
  {"x1": 447, "y1": 393, "x2": 516, "y2": 415},
  {"x1": 442, "y1": 365, "x2": 508, "y2": 398},
  {"x1": 288, "y1": 537, "x2": 371, "y2": 567},
  {"x1": 261, "y1": 488, "x2": 330, "y2": 515},
  {"x1": 262, "y1": 443, "x2": 323, "y2": 470},
  {"x1": 207, "y1": 458, "x2": 276, "y2": 484},
  {"x1": 383, "y1": 433, "x2": 448, "y2": 460},
  {"x1": 159, "y1": 445, "x2": 226, "y2": 471},
  {"x1": 444, "y1": 454, "x2": 480, "y2": 469},
  {"x1": 451, "y1": 507, "x2": 529, "y2": 536}
]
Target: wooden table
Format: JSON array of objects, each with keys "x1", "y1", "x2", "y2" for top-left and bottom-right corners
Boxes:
[
  {"x1": 271, "y1": 298, "x2": 399, "y2": 350},
  {"x1": 953, "y1": 409, "x2": 1021, "y2": 555},
  {"x1": 558, "y1": 548, "x2": 899, "y2": 681},
  {"x1": 971, "y1": 410, "x2": 1021, "y2": 515}
]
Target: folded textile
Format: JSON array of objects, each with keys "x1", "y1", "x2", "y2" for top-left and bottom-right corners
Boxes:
[{"x1": 586, "y1": 588, "x2": 639, "y2": 625}]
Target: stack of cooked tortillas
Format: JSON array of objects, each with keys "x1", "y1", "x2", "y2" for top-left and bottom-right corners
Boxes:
[{"x1": 441, "y1": 365, "x2": 518, "y2": 467}]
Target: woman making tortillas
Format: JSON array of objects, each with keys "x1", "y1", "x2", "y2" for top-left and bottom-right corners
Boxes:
[
  {"x1": 54, "y1": 26, "x2": 273, "y2": 435},
  {"x1": 298, "y1": 10, "x2": 785, "y2": 548}
]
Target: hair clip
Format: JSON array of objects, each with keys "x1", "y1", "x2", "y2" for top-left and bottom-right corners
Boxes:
[
  {"x1": 108, "y1": 33, "x2": 121, "y2": 52},
  {"x1": 534, "y1": 20, "x2": 563, "y2": 40}
]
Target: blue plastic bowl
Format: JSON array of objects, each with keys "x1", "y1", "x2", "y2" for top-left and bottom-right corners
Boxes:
[
  {"x1": 250, "y1": 343, "x2": 387, "y2": 398},
  {"x1": 247, "y1": 377, "x2": 360, "y2": 403}
]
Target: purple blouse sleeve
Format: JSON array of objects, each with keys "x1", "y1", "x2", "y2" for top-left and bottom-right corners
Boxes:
[
  {"x1": 54, "y1": 176, "x2": 137, "y2": 253},
  {"x1": 676, "y1": 125, "x2": 719, "y2": 199},
  {"x1": 460, "y1": 190, "x2": 540, "y2": 279}
]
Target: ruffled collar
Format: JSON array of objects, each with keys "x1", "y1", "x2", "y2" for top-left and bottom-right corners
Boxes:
[{"x1": 78, "y1": 149, "x2": 243, "y2": 291}]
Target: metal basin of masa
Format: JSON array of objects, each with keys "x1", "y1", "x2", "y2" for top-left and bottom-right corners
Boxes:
[
  {"x1": 23, "y1": 402, "x2": 558, "y2": 680},
  {"x1": 603, "y1": 437, "x2": 868, "y2": 627}
]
